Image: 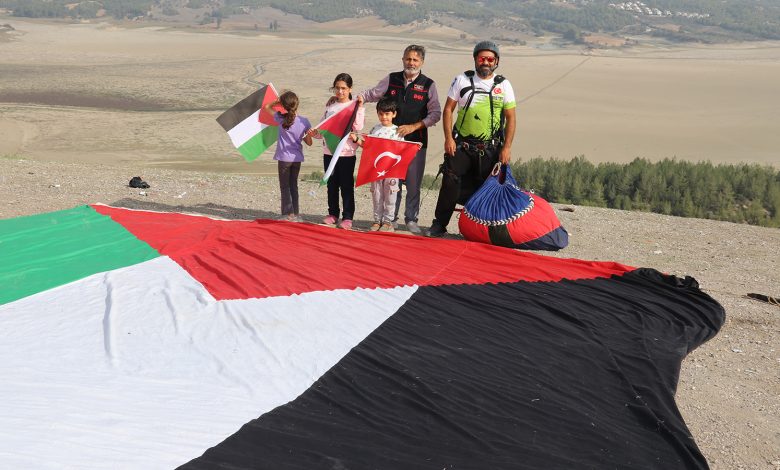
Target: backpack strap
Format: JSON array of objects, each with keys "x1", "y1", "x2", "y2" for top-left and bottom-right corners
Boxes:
[
  {"x1": 455, "y1": 70, "x2": 477, "y2": 139},
  {"x1": 489, "y1": 75, "x2": 506, "y2": 140},
  {"x1": 459, "y1": 70, "x2": 476, "y2": 98}
]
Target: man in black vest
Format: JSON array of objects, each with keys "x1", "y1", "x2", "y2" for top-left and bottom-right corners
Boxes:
[{"x1": 358, "y1": 44, "x2": 442, "y2": 235}]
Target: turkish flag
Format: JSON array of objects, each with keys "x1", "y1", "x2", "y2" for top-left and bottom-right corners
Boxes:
[{"x1": 356, "y1": 136, "x2": 421, "y2": 187}]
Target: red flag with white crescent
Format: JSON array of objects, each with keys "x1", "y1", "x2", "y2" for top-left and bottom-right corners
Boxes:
[{"x1": 356, "y1": 135, "x2": 421, "y2": 187}]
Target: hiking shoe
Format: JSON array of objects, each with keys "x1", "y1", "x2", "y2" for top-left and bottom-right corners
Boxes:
[
  {"x1": 322, "y1": 215, "x2": 338, "y2": 225},
  {"x1": 369, "y1": 222, "x2": 381, "y2": 231},
  {"x1": 427, "y1": 220, "x2": 447, "y2": 238},
  {"x1": 338, "y1": 219, "x2": 353, "y2": 230},
  {"x1": 405, "y1": 220, "x2": 422, "y2": 235},
  {"x1": 379, "y1": 222, "x2": 394, "y2": 232}
]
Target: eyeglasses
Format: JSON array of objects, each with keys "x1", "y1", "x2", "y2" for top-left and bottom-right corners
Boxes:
[{"x1": 477, "y1": 56, "x2": 496, "y2": 64}]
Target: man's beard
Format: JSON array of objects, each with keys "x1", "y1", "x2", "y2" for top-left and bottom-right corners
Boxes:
[
  {"x1": 477, "y1": 64, "x2": 497, "y2": 78},
  {"x1": 404, "y1": 66, "x2": 419, "y2": 76}
]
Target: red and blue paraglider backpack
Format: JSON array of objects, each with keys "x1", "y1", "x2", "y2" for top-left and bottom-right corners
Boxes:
[{"x1": 459, "y1": 164, "x2": 569, "y2": 251}]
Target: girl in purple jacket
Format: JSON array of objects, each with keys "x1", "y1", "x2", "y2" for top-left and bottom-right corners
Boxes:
[{"x1": 263, "y1": 91, "x2": 313, "y2": 222}]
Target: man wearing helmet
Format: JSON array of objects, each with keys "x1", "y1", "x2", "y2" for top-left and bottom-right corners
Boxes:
[{"x1": 428, "y1": 40, "x2": 517, "y2": 238}]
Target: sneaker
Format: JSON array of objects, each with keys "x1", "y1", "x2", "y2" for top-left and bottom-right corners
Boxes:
[
  {"x1": 379, "y1": 222, "x2": 394, "y2": 232},
  {"x1": 338, "y1": 219, "x2": 353, "y2": 230},
  {"x1": 369, "y1": 222, "x2": 381, "y2": 231},
  {"x1": 322, "y1": 215, "x2": 338, "y2": 225},
  {"x1": 291, "y1": 215, "x2": 304, "y2": 223},
  {"x1": 427, "y1": 220, "x2": 447, "y2": 238},
  {"x1": 405, "y1": 220, "x2": 422, "y2": 235}
]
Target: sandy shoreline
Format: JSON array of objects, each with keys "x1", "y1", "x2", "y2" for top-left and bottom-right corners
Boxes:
[{"x1": 2, "y1": 18, "x2": 779, "y2": 176}]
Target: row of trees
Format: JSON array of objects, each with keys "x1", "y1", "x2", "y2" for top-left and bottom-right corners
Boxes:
[
  {"x1": 258, "y1": 0, "x2": 635, "y2": 31},
  {"x1": 511, "y1": 2, "x2": 635, "y2": 36},
  {"x1": 4, "y1": 0, "x2": 780, "y2": 40},
  {"x1": 646, "y1": 0, "x2": 780, "y2": 39},
  {"x1": 1, "y1": 0, "x2": 153, "y2": 19},
  {"x1": 511, "y1": 156, "x2": 780, "y2": 228},
  {"x1": 0, "y1": 0, "x2": 68, "y2": 17}
]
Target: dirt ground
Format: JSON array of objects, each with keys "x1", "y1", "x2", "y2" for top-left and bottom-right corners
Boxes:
[{"x1": 1, "y1": 16, "x2": 779, "y2": 469}]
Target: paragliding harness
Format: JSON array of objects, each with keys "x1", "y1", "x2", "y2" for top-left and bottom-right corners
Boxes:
[
  {"x1": 456, "y1": 70, "x2": 506, "y2": 147},
  {"x1": 436, "y1": 70, "x2": 506, "y2": 193}
]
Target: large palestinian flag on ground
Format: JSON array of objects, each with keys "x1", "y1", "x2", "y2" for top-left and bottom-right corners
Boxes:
[{"x1": 0, "y1": 205, "x2": 724, "y2": 469}]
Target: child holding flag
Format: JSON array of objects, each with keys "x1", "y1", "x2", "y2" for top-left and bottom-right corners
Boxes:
[
  {"x1": 263, "y1": 91, "x2": 313, "y2": 222},
  {"x1": 314, "y1": 73, "x2": 365, "y2": 231},
  {"x1": 355, "y1": 98, "x2": 404, "y2": 232}
]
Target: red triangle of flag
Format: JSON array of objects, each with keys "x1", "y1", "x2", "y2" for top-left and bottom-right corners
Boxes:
[{"x1": 258, "y1": 83, "x2": 283, "y2": 126}]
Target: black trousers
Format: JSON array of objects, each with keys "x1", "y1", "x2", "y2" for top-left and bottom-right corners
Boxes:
[
  {"x1": 323, "y1": 154, "x2": 356, "y2": 221},
  {"x1": 277, "y1": 161, "x2": 301, "y2": 216},
  {"x1": 433, "y1": 142, "x2": 500, "y2": 228}
]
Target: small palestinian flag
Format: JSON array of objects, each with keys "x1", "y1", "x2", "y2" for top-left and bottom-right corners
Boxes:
[
  {"x1": 216, "y1": 83, "x2": 279, "y2": 162},
  {"x1": 356, "y1": 135, "x2": 420, "y2": 187},
  {"x1": 315, "y1": 100, "x2": 360, "y2": 185},
  {"x1": 315, "y1": 100, "x2": 359, "y2": 155}
]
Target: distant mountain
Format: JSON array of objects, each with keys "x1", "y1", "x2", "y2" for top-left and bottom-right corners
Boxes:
[{"x1": 2, "y1": 0, "x2": 780, "y2": 43}]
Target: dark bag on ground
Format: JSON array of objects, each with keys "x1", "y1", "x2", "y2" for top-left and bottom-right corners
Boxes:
[
  {"x1": 458, "y1": 164, "x2": 568, "y2": 251},
  {"x1": 129, "y1": 176, "x2": 150, "y2": 189}
]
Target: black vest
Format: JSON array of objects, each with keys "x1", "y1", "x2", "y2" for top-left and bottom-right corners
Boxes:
[{"x1": 383, "y1": 71, "x2": 433, "y2": 148}]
